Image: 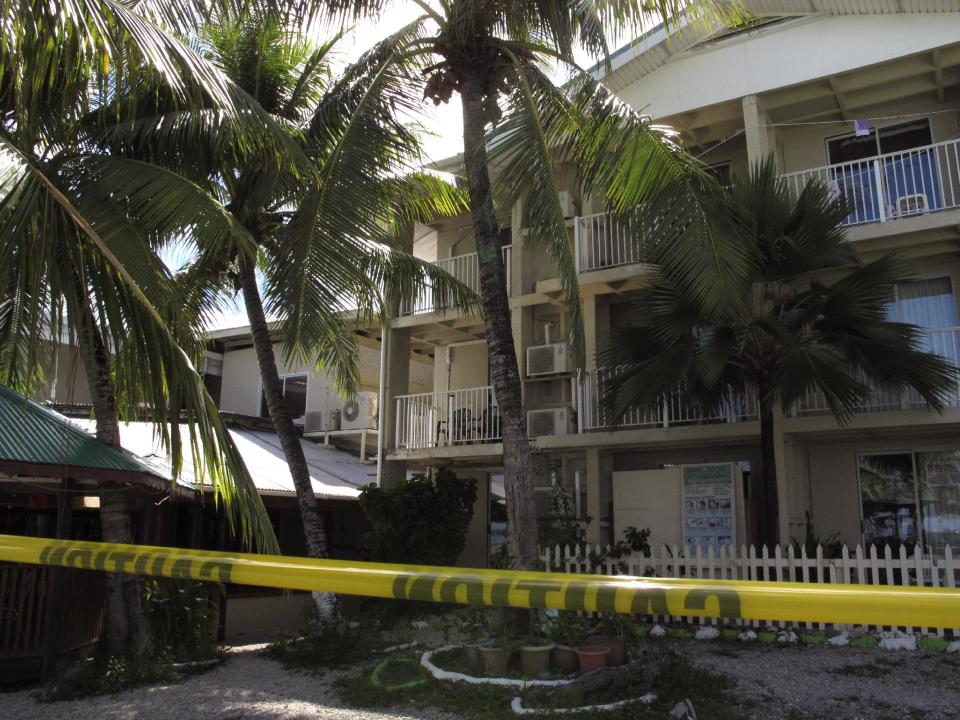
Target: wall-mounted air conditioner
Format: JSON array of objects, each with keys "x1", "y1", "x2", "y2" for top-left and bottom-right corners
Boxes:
[
  {"x1": 527, "y1": 407, "x2": 574, "y2": 439},
  {"x1": 526, "y1": 342, "x2": 570, "y2": 377},
  {"x1": 304, "y1": 411, "x2": 327, "y2": 434},
  {"x1": 342, "y1": 392, "x2": 378, "y2": 431},
  {"x1": 557, "y1": 191, "x2": 577, "y2": 219},
  {"x1": 199, "y1": 352, "x2": 223, "y2": 376}
]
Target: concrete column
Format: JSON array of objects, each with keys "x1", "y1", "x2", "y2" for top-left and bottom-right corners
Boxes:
[
  {"x1": 742, "y1": 94, "x2": 778, "y2": 169},
  {"x1": 381, "y1": 325, "x2": 410, "y2": 487},
  {"x1": 585, "y1": 448, "x2": 603, "y2": 545}
]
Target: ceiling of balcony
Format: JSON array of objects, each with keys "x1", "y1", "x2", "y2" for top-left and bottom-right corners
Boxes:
[{"x1": 760, "y1": 44, "x2": 960, "y2": 125}]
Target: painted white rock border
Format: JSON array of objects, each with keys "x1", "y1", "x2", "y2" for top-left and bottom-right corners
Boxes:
[
  {"x1": 510, "y1": 692, "x2": 657, "y2": 715},
  {"x1": 420, "y1": 645, "x2": 573, "y2": 688}
]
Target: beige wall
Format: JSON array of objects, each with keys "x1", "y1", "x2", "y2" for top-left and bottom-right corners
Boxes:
[
  {"x1": 805, "y1": 433, "x2": 960, "y2": 547},
  {"x1": 218, "y1": 345, "x2": 382, "y2": 417}
]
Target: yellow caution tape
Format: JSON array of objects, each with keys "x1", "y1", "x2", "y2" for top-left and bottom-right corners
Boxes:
[{"x1": 1, "y1": 533, "x2": 958, "y2": 627}]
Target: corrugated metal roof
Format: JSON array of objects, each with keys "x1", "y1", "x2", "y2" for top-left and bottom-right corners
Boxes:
[
  {"x1": 0, "y1": 384, "x2": 164, "y2": 478},
  {"x1": 70, "y1": 420, "x2": 369, "y2": 500},
  {"x1": 598, "y1": 1, "x2": 960, "y2": 92}
]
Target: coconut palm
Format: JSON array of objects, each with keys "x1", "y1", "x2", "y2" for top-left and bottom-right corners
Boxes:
[
  {"x1": 1, "y1": 0, "x2": 285, "y2": 658},
  {"x1": 285, "y1": 0, "x2": 743, "y2": 568},
  {"x1": 89, "y1": 3, "x2": 475, "y2": 616},
  {"x1": 599, "y1": 159, "x2": 957, "y2": 546}
]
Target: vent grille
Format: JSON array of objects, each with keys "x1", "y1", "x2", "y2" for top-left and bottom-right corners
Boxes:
[{"x1": 529, "y1": 346, "x2": 559, "y2": 375}]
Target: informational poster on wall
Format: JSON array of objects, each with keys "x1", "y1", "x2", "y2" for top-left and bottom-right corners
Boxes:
[{"x1": 681, "y1": 463, "x2": 737, "y2": 551}]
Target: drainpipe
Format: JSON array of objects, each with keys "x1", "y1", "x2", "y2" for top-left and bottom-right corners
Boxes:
[{"x1": 375, "y1": 324, "x2": 389, "y2": 487}]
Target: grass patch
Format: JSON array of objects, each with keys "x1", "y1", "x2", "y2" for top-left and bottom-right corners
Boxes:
[
  {"x1": 43, "y1": 654, "x2": 179, "y2": 701},
  {"x1": 757, "y1": 631, "x2": 777, "y2": 644},
  {"x1": 264, "y1": 625, "x2": 394, "y2": 673},
  {"x1": 918, "y1": 637, "x2": 950, "y2": 652},
  {"x1": 669, "y1": 628, "x2": 694, "y2": 640},
  {"x1": 850, "y1": 634, "x2": 879, "y2": 649},
  {"x1": 340, "y1": 648, "x2": 749, "y2": 720},
  {"x1": 801, "y1": 634, "x2": 827, "y2": 646},
  {"x1": 721, "y1": 629, "x2": 741, "y2": 641}
]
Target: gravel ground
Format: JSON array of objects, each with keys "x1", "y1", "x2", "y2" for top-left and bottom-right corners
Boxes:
[
  {"x1": 677, "y1": 641, "x2": 960, "y2": 719},
  {"x1": 4, "y1": 640, "x2": 959, "y2": 719},
  {"x1": 1, "y1": 644, "x2": 453, "y2": 720}
]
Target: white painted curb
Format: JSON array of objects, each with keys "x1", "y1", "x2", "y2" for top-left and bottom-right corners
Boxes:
[
  {"x1": 510, "y1": 692, "x2": 657, "y2": 715},
  {"x1": 420, "y1": 645, "x2": 573, "y2": 688}
]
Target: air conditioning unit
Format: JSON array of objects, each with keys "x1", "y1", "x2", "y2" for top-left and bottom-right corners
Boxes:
[
  {"x1": 527, "y1": 342, "x2": 570, "y2": 376},
  {"x1": 199, "y1": 352, "x2": 223, "y2": 376},
  {"x1": 527, "y1": 407, "x2": 574, "y2": 439},
  {"x1": 557, "y1": 190, "x2": 576, "y2": 219},
  {"x1": 304, "y1": 411, "x2": 327, "y2": 434},
  {"x1": 342, "y1": 392, "x2": 378, "y2": 431},
  {"x1": 897, "y1": 193, "x2": 928, "y2": 216}
]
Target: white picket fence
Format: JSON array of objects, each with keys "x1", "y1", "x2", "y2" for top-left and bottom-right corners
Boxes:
[{"x1": 542, "y1": 542, "x2": 960, "y2": 637}]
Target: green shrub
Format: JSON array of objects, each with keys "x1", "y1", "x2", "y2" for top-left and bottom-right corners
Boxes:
[
  {"x1": 918, "y1": 636, "x2": 950, "y2": 652},
  {"x1": 144, "y1": 577, "x2": 220, "y2": 661},
  {"x1": 359, "y1": 466, "x2": 476, "y2": 565}
]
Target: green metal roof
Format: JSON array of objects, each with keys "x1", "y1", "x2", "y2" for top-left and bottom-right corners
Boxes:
[{"x1": 0, "y1": 384, "x2": 160, "y2": 478}]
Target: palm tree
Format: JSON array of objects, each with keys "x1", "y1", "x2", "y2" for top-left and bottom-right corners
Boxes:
[
  {"x1": 290, "y1": 0, "x2": 743, "y2": 568},
  {"x1": 599, "y1": 159, "x2": 957, "y2": 547},
  {"x1": 1, "y1": 0, "x2": 282, "y2": 659},
  {"x1": 91, "y1": 3, "x2": 475, "y2": 615}
]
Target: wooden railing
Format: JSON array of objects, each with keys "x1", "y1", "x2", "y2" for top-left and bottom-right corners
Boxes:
[{"x1": 0, "y1": 562, "x2": 106, "y2": 675}]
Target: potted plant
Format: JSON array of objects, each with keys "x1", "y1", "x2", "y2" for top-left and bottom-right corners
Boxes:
[
  {"x1": 456, "y1": 609, "x2": 491, "y2": 671},
  {"x1": 587, "y1": 614, "x2": 633, "y2": 666},
  {"x1": 478, "y1": 636, "x2": 514, "y2": 677},
  {"x1": 574, "y1": 645, "x2": 610, "y2": 674},
  {"x1": 518, "y1": 631, "x2": 555, "y2": 678},
  {"x1": 548, "y1": 611, "x2": 588, "y2": 673}
]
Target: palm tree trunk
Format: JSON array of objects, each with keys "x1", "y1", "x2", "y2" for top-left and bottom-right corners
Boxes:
[
  {"x1": 75, "y1": 306, "x2": 153, "y2": 661},
  {"x1": 759, "y1": 399, "x2": 779, "y2": 549},
  {"x1": 460, "y1": 76, "x2": 539, "y2": 570},
  {"x1": 237, "y1": 255, "x2": 338, "y2": 619}
]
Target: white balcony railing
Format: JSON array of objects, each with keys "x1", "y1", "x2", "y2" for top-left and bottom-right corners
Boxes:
[
  {"x1": 796, "y1": 327, "x2": 960, "y2": 415},
  {"x1": 394, "y1": 386, "x2": 501, "y2": 449},
  {"x1": 400, "y1": 245, "x2": 511, "y2": 316},
  {"x1": 578, "y1": 369, "x2": 759, "y2": 432},
  {"x1": 780, "y1": 138, "x2": 960, "y2": 227},
  {"x1": 574, "y1": 212, "x2": 639, "y2": 273}
]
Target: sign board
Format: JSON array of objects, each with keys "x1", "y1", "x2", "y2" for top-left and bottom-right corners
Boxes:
[{"x1": 681, "y1": 463, "x2": 737, "y2": 551}]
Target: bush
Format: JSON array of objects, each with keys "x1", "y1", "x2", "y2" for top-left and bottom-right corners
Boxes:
[
  {"x1": 144, "y1": 578, "x2": 220, "y2": 661},
  {"x1": 358, "y1": 466, "x2": 477, "y2": 565}
]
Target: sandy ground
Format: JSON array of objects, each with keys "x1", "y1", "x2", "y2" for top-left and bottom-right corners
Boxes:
[
  {"x1": 1, "y1": 644, "x2": 452, "y2": 720},
  {"x1": 4, "y1": 640, "x2": 959, "y2": 719},
  {"x1": 678, "y1": 641, "x2": 960, "y2": 720}
]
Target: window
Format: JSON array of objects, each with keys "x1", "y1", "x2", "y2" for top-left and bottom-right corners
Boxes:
[
  {"x1": 858, "y1": 450, "x2": 960, "y2": 554},
  {"x1": 488, "y1": 472, "x2": 507, "y2": 563},
  {"x1": 259, "y1": 374, "x2": 308, "y2": 420},
  {"x1": 705, "y1": 162, "x2": 732, "y2": 186},
  {"x1": 885, "y1": 277, "x2": 958, "y2": 330},
  {"x1": 826, "y1": 120, "x2": 933, "y2": 166}
]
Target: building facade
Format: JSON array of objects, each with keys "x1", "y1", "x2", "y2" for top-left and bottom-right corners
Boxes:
[{"x1": 379, "y1": 5, "x2": 960, "y2": 566}]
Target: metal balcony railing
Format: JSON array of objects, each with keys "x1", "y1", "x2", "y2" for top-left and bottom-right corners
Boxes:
[
  {"x1": 796, "y1": 327, "x2": 960, "y2": 415},
  {"x1": 399, "y1": 245, "x2": 511, "y2": 316},
  {"x1": 577, "y1": 369, "x2": 758, "y2": 432},
  {"x1": 394, "y1": 386, "x2": 501, "y2": 449},
  {"x1": 780, "y1": 138, "x2": 960, "y2": 227},
  {"x1": 574, "y1": 212, "x2": 639, "y2": 273}
]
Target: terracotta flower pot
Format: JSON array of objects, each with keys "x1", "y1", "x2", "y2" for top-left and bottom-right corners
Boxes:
[
  {"x1": 587, "y1": 634, "x2": 625, "y2": 666},
  {"x1": 574, "y1": 645, "x2": 610, "y2": 675},
  {"x1": 478, "y1": 646, "x2": 509, "y2": 677},
  {"x1": 551, "y1": 644, "x2": 579, "y2": 673},
  {"x1": 463, "y1": 639, "x2": 492, "y2": 672},
  {"x1": 519, "y1": 643, "x2": 555, "y2": 677}
]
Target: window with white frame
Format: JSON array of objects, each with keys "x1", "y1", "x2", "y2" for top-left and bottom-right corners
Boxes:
[
  {"x1": 858, "y1": 450, "x2": 960, "y2": 554},
  {"x1": 884, "y1": 277, "x2": 957, "y2": 329},
  {"x1": 259, "y1": 374, "x2": 308, "y2": 420}
]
